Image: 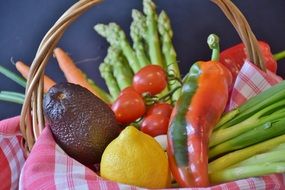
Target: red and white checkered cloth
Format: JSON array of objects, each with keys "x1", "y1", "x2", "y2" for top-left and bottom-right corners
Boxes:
[{"x1": 0, "y1": 61, "x2": 285, "y2": 190}]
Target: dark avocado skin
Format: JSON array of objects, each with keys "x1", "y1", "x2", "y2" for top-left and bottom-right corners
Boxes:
[{"x1": 43, "y1": 82, "x2": 120, "y2": 165}]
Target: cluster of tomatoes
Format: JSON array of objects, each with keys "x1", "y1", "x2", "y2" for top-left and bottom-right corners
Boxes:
[{"x1": 111, "y1": 65, "x2": 174, "y2": 137}]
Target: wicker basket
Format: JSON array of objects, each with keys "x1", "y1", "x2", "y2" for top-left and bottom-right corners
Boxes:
[{"x1": 19, "y1": 0, "x2": 265, "y2": 158}]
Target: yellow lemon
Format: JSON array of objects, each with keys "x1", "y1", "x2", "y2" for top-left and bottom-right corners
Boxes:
[{"x1": 100, "y1": 126, "x2": 170, "y2": 188}]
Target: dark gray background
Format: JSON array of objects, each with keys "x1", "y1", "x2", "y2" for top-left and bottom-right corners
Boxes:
[{"x1": 1, "y1": 0, "x2": 285, "y2": 120}]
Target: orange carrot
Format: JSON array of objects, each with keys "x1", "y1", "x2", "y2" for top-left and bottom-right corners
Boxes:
[
  {"x1": 15, "y1": 61, "x2": 56, "y2": 93},
  {"x1": 53, "y1": 48, "x2": 111, "y2": 103}
]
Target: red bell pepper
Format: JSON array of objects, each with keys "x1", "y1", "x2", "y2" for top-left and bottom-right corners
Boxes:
[
  {"x1": 220, "y1": 41, "x2": 277, "y2": 81},
  {"x1": 167, "y1": 34, "x2": 232, "y2": 187}
]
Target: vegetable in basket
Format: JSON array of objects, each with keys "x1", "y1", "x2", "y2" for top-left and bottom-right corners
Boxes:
[
  {"x1": 220, "y1": 41, "x2": 278, "y2": 80},
  {"x1": 167, "y1": 34, "x2": 232, "y2": 187},
  {"x1": 209, "y1": 135, "x2": 285, "y2": 183},
  {"x1": 209, "y1": 79, "x2": 285, "y2": 156},
  {"x1": 54, "y1": 48, "x2": 112, "y2": 104},
  {"x1": 95, "y1": 23, "x2": 141, "y2": 73},
  {"x1": 43, "y1": 82, "x2": 120, "y2": 165},
  {"x1": 15, "y1": 61, "x2": 56, "y2": 92},
  {"x1": 130, "y1": 9, "x2": 150, "y2": 68},
  {"x1": 0, "y1": 64, "x2": 27, "y2": 104}
]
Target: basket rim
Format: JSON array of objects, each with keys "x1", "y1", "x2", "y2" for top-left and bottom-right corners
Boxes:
[
  {"x1": 20, "y1": 0, "x2": 266, "y2": 156},
  {"x1": 19, "y1": 0, "x2": 103, "y2": 155}
]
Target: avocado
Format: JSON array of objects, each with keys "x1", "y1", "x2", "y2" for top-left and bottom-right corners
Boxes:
[{"x1": 43, "y1": 82, "x2": 120, "y2": 165}]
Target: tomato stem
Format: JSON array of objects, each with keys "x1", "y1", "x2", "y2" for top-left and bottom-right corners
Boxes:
[
  {"x1": 207, "y1": 34, "x2": 220, "y2": 62},
  {"x1": 144, "y1": 85, "x2": 181, "y2": 106},
  {"x1": 158, "y1": 86, "x2": 181, "y2": 102}
]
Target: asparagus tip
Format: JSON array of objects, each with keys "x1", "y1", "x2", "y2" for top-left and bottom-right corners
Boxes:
[{"x1": 143, "y1": 0, "x2": 156, "y2": 15}]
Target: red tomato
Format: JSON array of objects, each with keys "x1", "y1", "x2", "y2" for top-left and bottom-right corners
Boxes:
[
  {"x1": 146, "y1": 103, "x2": 173, "y2": 118},
  {"x1": 140, "y1": 114, "x2": 169, "y2": 137},
  {"x1": 112, "y1": 91, "x2": 146, "y2": 125},
  {"x1": 119, "y1": 86, "x2": 137, "y2": 96},
  {"x1": 133, "y1": 65, "x2": 167, "y2": 96}
]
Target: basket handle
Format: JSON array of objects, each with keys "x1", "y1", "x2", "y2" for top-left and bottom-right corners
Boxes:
[
  {"x1": 20, "y1": 0, "x2": 102, "y2": 155},
  {"x1": 211, "y1": 0, "x2": 266, "y2": 71}
]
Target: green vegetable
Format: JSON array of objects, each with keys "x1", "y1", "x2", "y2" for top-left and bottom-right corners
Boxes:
[
  {"x1": 0, "y1": 91, "x2": 25, "y2": 104},
  {"x1": 158, "y1": 10, "x2": 181, "y2": 103},
  {"x1": 86, "y1": 78, "x2": 113, "y2": 104},
  {"x1": 99, "y1": 62, "x2": 120, "y2": 101},
  {"x1": 209, "y1": 117, "x2": 285, "y2": 159},
  {"x1": 273, "y1": 50, "x2": 285, "y2": 61},
  {"x1": 210, "y1": 162, "x2": 285, "y2": 184},
  {"x1": 94, "y1": 23, "x2": 141, "y2": 73},
  {"x1": 130, "y1": 9, "x2": 150, "y2": 68},
  {"x1": 232, "y1": 149, "x2": 285, "y2": 167},
  {"x1": 0, "y1": 65, "x2": 26, "y2": 88},
  {"x1": 210, "y1": 80, "x2": 285, "y2": 147},
  {"x1": 208, "y1": 134, "x2": 285, "y2": 173},
  {"x1": 105, "y1": 47, "x2": 133, "y2": 90},
  {"x1": 143, "y1": 0, "x2": 164, "y2": 68}
]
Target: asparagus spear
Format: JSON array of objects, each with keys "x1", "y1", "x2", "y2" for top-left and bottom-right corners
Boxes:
[
  {"x1": 158, "y1": 11, "x2": 181, "y2": 102},
  {"x1": 105, "y1": 47, "x2": 133, "y2": 90},
  {"x1": 94, "y1": 23, "x2": 141, "y2": 73},
  {"x1": 130, "y1": 9, "x2": 150, "y2": 68},
  {"x1": 142, "y1": 0, "x2": 172, "y2": 102},
  {"x1": 99, "y1": 62, "x2": 120, "y2": 101},
  {"x1": 143, "y1": 0, "x2": 165, "y2": 68}
]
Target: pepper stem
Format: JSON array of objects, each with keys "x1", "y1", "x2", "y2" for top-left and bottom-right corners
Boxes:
[
  {"x1": 207, "y1": 34, "x2": 220, "y2": 62},
  {"x1": 273, "y1": 50, "x2": 285, "y2": 61}
]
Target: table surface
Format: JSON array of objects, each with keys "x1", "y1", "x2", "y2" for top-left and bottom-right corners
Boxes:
[{"x1": 1, "y1": 0, "x2": 285, "y2": 120}]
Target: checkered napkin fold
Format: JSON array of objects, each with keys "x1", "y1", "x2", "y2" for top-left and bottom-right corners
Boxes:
[{"x1": 0, "y1": 60, "x2": 284, "y2": 190}]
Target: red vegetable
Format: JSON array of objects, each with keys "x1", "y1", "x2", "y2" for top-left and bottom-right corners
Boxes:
[
  {"x1": 167, "y1": 34, "x2": 232, "y2": 187},
  {"x1": 141, "y1": 114, "x2": 169, "y2": 137},
  {"x1": 133, "y1": 65, "x2": 167, "y2": 95},
  {"x1": 111, "y1": 91, "x2": 145, "y2": 125},
  {"x1": 146, "y1": 102, "x2": 173, "y2": 118},
  {"x1": 220, "y1": 41, "x2": 277, "y2": 81},
  {"x1": 119, "y1": 86, "x2": 137, "y2": 96}
]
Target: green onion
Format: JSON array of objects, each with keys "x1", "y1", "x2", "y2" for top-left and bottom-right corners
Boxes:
[{"x1": 0, "y1": 65, "x2": 26, "y2": 87}]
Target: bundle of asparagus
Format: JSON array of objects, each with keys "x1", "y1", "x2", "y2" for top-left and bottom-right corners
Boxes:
[{"x1": 94, "y1": 0, "x2": 181, "y2": 103}]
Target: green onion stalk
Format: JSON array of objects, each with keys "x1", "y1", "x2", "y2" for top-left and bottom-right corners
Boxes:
[
  {"x1": 209, "y1": 134, "x2": 285, "y2": 173},
  {"x1": 210, "y1": 80, "x2": 285, "y2": 147},
  {"x1": 0, "y1": 65, "x2": 26, "y2": 87},
  {"x1": 210, "y1": 162, "x2": 285, "y2": 184},
  {"x1": 209, "y1": 117, "x2": 285, "y2": 159},
  {"x1": 0, "y1": 91, "x2": 25, "y2": 104}
]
